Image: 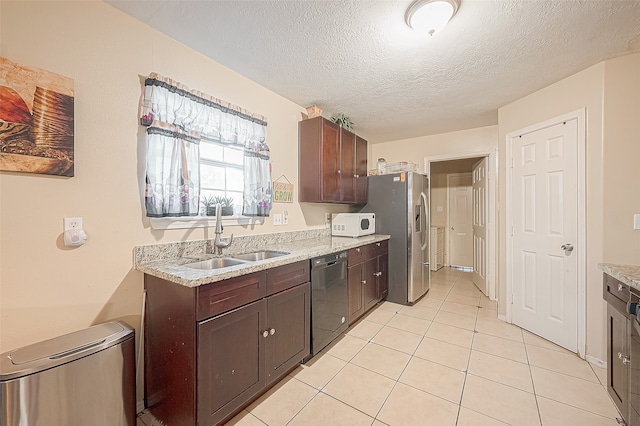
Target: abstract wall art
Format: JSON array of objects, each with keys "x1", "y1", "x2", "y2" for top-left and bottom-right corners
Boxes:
[{"x1": 0, "y1": 57, "x2": 74, "y2": 176}]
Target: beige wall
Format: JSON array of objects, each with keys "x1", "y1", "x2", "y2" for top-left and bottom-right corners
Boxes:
[
  {"x1": 369, "y1": 125, "x2": 498, "y2": 174},
  {"x1": 0, "y1": 1, "x2": 353, "y2": 355},
  {"x1": 497, "y1": 54, "x2": 640, "y2": 361},
  {"x1": 602, "y1": 54, "x2": 640, "y2": 265}
]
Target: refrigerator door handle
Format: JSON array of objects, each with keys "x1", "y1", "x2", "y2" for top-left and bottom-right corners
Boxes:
[{"x1": 420, "y1": 192, "x2": 428, "y2": 251}]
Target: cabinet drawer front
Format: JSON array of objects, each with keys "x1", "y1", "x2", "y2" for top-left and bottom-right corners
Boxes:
[
  {"x1": 348, "y1": 246, "x2": 366, "y2": 266},
  {"x1": 604, "y1": 273, "x2": 629, "y2": 313},
  {"x1": 266, "y1": 260, "x2": 310, "y2": 296},
  {"x1": 372, "y1": 240, "x2": 388, "y2": 257},
  {"x1": 197, "y1": 272, "x2": 267, "y2": 320}
]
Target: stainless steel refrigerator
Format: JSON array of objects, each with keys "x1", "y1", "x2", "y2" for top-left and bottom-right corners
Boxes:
[{"x1": 361, "y1": 171, "x2": 430, "y2": 304}]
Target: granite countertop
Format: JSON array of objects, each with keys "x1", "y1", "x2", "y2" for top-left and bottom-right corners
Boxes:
[
  {"x1": 135, "y1": 232, "x2": 390, "y2": 288},
  {"x1": 599, "y1": 263, "x2": 640, "y2": 290}
]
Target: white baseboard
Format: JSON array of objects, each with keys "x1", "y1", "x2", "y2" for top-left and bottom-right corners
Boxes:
[{"x1": 586, "y1": 355, "x2": 606, "y2": 369}]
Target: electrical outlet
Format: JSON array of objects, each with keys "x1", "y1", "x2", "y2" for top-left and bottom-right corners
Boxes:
[
  {"x1": 273, "y1": 213, "x2": 282, "y2": 226},
  {"x1": 436, "y1": 206, "x2": 443, "y2": 212},
  {"x1": 634, "y1": 214, "x2": 640, "y2": 230},
  {"x1": 64, "y1": 217, "x2": 82, "y2": 232}
]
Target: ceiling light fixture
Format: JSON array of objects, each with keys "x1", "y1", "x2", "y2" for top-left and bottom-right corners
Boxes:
[{"x1": 405, "y1": 0, "x2": 460, "y2": 36}]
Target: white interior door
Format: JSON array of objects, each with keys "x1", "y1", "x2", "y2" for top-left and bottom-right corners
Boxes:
[
  {"x1": 472, "y1": 158, "x2": 488, "y2": 296},
  {"x1": 447, "y1": 173, "x2": 472, "y2": 268},
  {"x1": 511, "y1": 119, "x2": 578, "y2": 352}
]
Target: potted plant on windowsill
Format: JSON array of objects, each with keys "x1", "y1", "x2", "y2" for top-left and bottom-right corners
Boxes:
[
  {"x1": 214, "y1": 196, "x2": 235, "y2": 216},
  {"x1": 201, "y1": 195, "x2": 217, "y2": 216}
]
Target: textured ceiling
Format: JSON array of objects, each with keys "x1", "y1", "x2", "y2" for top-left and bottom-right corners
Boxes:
[{"x1": 107, "y1": 0, "x2": 640, "y2": 143}]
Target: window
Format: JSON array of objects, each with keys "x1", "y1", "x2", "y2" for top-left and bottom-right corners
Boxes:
[
  {"x1": 140, "y1": 72, "x2": 272, "y2": 221},
  {"x1": 199, "y1": 138, "x2": 244, "y2": 215}
]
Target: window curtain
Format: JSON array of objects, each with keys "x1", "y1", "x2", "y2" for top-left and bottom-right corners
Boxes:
[
  {"x1": 140, "y1": 73, "x2": 271, "y2": 217},
  {"x1": 243, "y1": 140, "x2": 272, "y2": 217}
]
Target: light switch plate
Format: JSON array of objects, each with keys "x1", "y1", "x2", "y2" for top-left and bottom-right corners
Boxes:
[{"x1": 634, "y1": 214, "x2": 640, "y2": 230}]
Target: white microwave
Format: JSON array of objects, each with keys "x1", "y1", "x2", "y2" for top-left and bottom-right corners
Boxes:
[{"x1": 331, "y1": 213, "x2": 375, "y2": 237}]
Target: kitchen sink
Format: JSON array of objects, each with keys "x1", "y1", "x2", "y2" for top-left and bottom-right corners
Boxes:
[
  {"x1": 232, "y1": 250, "x2": 290, "y2": 262},
  {"x1": 183, "y1": 257, "x2": 248, "y2": 270}
]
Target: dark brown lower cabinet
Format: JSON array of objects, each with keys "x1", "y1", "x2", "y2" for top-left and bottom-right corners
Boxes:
[
  {"x1": 607, "y1": 303, "x2": 629, "y2": 422},
  {"x1": 347, "y1": 241, "x2": 389, "y2": 325},
  {"x1": 377, "y1": 253, "x2": 388, "y2": 300},
  {"x1": 198, "y1": 283, "x2": 310, "y2": 425},
  {"x1": 604, "y1": 272, "x2": 631, "y2": 424},
  {"x1": 198, "y1": 299, "x2": 266, "y2": 425},
  {"x1": 348, "y1": 262, "x2": 365, "y2": 322},
  {"x1": 145, "y1": 260, "x2": 310, "y2": 426}
]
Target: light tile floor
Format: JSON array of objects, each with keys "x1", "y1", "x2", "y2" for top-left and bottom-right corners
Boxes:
[{"x1": 138, "y1": 268, "x2": 620, "y2": 426}]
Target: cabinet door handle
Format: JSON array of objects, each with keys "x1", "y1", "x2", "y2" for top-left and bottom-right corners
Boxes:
[
  {"x1": 361, "y1": 280, "x2": 366, "y2": 284},
  {"x1": 270, "y1": 328, "x2": 276, "y2": 336},
  {"x1": 618, "y1": 283, "x2": 624, "y2": 292},
  {"x1": 356, "y1": 248, "x2": 361, "y2": 252},
  {"x1": 354, "y1": 174, "x2": 359, "y2": 178},
  {"x1": 376, "y1": 242, "x2": 381, "y2": 246},
  {"x1": 337, "y1": 170, "x2": 341, "y2": 174},
  {"x1": 262, "y1": 330, "x2": 269, "y2": 338},
  {"x1": 374, "y1": 272, "x2": 382, "y2": 277},
  {"x1": 618, "y1": 352, "x2": 631, "y2": 364}
]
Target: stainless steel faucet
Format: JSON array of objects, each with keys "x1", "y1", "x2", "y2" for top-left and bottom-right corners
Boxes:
[{"x1": 213, "y1": 203, "x2": 233, "y2": 255}]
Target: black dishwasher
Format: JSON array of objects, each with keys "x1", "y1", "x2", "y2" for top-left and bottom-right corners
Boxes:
[{"x1": 309, "y1": 251, "x2": 348, "y2": 358}]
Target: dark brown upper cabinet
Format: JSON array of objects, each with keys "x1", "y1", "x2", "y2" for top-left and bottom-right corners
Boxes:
[{"x1": 298, "y1": 116, "x2": 368, "y2": 204}]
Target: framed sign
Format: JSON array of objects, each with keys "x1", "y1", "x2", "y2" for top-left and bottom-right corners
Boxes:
[
  {"x1": 273, "y1": 175, "x2": 294, "y2": 203},
  {"x1": 0, "y1": 57, "x2": 75, "y2": 176}
]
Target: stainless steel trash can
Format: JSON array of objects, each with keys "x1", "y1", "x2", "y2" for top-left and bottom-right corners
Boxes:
[{"x1": 0, "y1": 321, "x2": 135, "y2": 426}]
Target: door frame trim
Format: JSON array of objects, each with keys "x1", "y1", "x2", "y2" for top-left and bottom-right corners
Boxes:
[
  {"x1": 424, "y1": 149, "x2": 498, "y2": 300},
  {"x1": 505, "y1": 108, "x2": 586, "y2": 357},
  {"x1": 446, "y1": 172, "x2": 473, "y2": 269}
]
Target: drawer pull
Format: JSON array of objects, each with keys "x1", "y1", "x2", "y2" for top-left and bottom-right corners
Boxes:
[
  {"x1": 618, "y1": 352, "x2": 631, "y2": 365},
  {"x1": 376, "y1": 242, "x2": 381, "y2": 246},
  {"x1": 356, "y1": 248, "x2": 361, "y2": 252},
  {"x1": 262, "y1": 330, "x2": 269, "y2": 338},
  {"x1": 618, "y1": 283, "x2": 624, "y2": 292}
]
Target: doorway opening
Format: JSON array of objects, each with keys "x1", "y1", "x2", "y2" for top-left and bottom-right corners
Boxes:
[{"x1": 425, "y1": 151, "x2": 497, "y2": 300}]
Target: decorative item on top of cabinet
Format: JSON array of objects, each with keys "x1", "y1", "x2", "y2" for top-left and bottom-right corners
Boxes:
[
  {"x1": 298, "y1": 116, "x2": 367, "y2": 204},
  {"x1": 329, "y1": 113, "x2": 354, "y2": 131},
  {"x1": 144, "y1": 260, "x2": 310, "y2": 426},
  {"x1": 347, "y1": 241, "x2": 388, "y2": 324}
]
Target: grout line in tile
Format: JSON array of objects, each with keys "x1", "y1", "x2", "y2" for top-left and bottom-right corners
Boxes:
[{"x1": 535, "y1": 394, "x2": 621, "y2": 423}]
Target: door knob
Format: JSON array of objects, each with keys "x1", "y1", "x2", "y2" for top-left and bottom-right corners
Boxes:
[
  {"x1": 451, "y1": 226, "x2": 455, "y2": 231},
  {"x1": 561, "y1": 243, "x2": 574, "y2": 252}
]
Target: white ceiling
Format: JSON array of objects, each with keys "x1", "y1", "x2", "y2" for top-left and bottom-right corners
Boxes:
[{"x1": 107, "y1": 0, "x2": 640, "y2": 143}]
